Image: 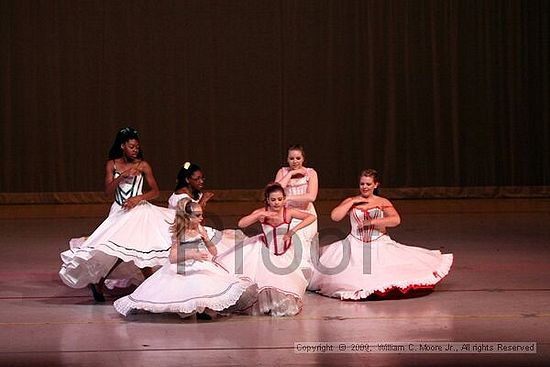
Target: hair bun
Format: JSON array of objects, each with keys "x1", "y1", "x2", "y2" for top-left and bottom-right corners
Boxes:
[{"x1": 119, "y1": 127, "x2": 139, "y2": 136}]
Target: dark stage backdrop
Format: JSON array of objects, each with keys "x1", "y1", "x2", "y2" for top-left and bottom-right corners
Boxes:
[{"x1": 1, "y1": 0, "x2": 549, "y2": 199}]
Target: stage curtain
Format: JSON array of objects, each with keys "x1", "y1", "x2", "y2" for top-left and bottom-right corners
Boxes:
[{"x1": 1, "y1": 0, "x2": 548, "y2": 198}]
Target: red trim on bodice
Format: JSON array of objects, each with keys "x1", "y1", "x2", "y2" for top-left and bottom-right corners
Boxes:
[
  {"x1": 260, "y1": 207, "x2": 291, "y2": 256},
  {"x1": 350, "y1": 206, "x2": 385, "y2": 243}
]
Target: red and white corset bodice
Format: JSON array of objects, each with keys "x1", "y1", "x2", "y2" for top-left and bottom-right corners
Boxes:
[
  {"x1": 260, "y1": 209, "x2": 292, "y2": 256},
  {"x1": 282, "y1": 167, "x2": 312, "y2": 210},
  {"x1": 350, "y1": 207, "x2": 384, "y2": 243}
]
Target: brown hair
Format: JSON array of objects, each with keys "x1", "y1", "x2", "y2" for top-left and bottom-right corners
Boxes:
[
  {"x1": 359, "y1": 169, "x2": 380, "y2": 195},
  {"x1": 263, "y1": 182, "x2": 286, "y2": 208},
  {"x1": 287, "y1": 144, "x2": 306, "y2": 161}
]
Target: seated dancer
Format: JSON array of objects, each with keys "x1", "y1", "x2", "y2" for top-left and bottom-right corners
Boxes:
[
  {"x1": 59, "y1": 127, "x2": 173, "y2": 301},
  {"x1": 168, "y1": 162, "x2": 213, "y2": 210},
  {"x1": 114, "y1": 198, "x2": 257, "y2": 319},
  {"x1": 309, "y1": 169, "x2": 453, "y2": 300},
  {"x1": 168, "y1": 162, "x2": 243, "y2": 246},
  {"x1": 214, "y1": 182, "x2": 316, "y2": 317}
]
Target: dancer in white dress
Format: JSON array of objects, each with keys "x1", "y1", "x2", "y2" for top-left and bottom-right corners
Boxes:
[
  {"x1": 168, "y1": 162, "x2": 214, "y2": 210},
  {"x1": 214, "y1": 183, "x2": 316, "y2": 316},
  {"x1": 309, "y1": 169, "x2": 453, "y2": 300},
  {"x1": 275, "y1": 145, "x2": 318, "y2": 279},
  {"x1": 59, "y1": 127, "x2": 174, "y2": 301},
  {"x1": 168, "y1": 162, "x2": 241, "y2": 247},
  {"x1": 114, "y1": 199, "x2": 257, "y2": 319}
]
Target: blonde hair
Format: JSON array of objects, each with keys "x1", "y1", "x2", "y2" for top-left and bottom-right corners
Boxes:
[{"x1": 170, "y1": 198, "x2": 200, "y2": 241}]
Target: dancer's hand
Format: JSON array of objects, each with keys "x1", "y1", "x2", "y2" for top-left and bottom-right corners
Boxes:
[
  {"x1": 198, "y1": 225, "x2": 209, "y2": 241},
  {"x1": 122, "y1": 196, "x2": 142, "y2": 210},
  {"x1": 199, "y1": 192, "x2": 214, "y2": 208},
  {"x1": 283, "y1": 229, "x2": 296, "y2": 243},
  {"x1": 189, "y1": 250, "x2": 209, "y2": 261},
  {"x1": 290, "y1": 167, "x2": 308, "y2": 177}
]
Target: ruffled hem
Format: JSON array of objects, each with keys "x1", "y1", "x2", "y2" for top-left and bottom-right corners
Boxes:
[
  {"x1": 321, "y1": 253, "x2": 453, "y2": 300},
  {"x1": 59, "y1": 201, "x2": 174, "y2": 288},
  {"x1": 59, "y1": 247, "x2": 169, "y2": 289},
  {"x1": 248, "y1": 286, "x2": 303, "y2": 317},
  {"x1": 113, "y1": 282, "x2": 257, "y2": 317},
  {"x1": 77, "y1": 244, "x2": 171, "y2": 268},
  {"x1": 59, "y1": 248, "x2": 118, "y2": 288}
]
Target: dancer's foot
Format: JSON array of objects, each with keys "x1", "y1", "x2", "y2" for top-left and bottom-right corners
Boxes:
[
  {"x1": 140, "y1": 267, "x2": 154, "y2": 279},
  {"x1": 196, "y1": 312, "x2": 212, "y2": 320},
  {"x1": 197, "y1": 309, "x2": 218, "y2": 320},
  {"x1": 89, "y1": 284, "x2": 105, "y2": 302}
]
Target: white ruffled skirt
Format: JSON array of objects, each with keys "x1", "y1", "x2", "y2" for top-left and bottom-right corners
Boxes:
[
  {"x1": 309, "y1": 234, "x2": 453, "y2": 300},
  {"x1": 288, "y1": 203, "x2": 318, "y2": 277},
  {"x1": 113, "y1": 260, "x2": 258, "y2": 317},
  {"x1": 214, "y1": 235, "x2": 307, "y2": 316},
  {"x1": 59, "y1": 201, "x2": 174, "y2": 289}
]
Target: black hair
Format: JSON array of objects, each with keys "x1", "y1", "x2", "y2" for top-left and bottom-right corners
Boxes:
[
  {"x1": 107, "y1": 127, "x2": 143, "y2": 160},
  {"x1": 175, "y1": 162, "x2": 203, "y2": 200}
]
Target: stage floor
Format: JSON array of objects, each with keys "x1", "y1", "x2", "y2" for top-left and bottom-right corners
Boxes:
[{"x1": 1, "y1": 199, "x2": 549, "y2": 366}]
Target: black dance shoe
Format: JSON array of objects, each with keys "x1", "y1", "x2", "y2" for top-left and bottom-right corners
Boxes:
[
  {"x1": 89, "y1": 284, "x2": 105, "y2": 302},
  {"x1": 196, "y1": 312, "x2": 213, "y2": 320}
]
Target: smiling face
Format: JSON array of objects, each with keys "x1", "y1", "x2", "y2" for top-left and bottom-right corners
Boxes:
[
  {"x1": 121, "y1": 139, "x2": 140, "y2": 161},
  {"x1": 187, "y1": 170, "x2": 205, "y2": 191},
  {"x1": 266, "y1": 190, "x2": 286, "y2": 211},
  {"x1": 359, "y1": 175, "x2": 379, "y2": 198},
  {"x1": 287, "y1": 149, "x2": 304, "y2": 170}
]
